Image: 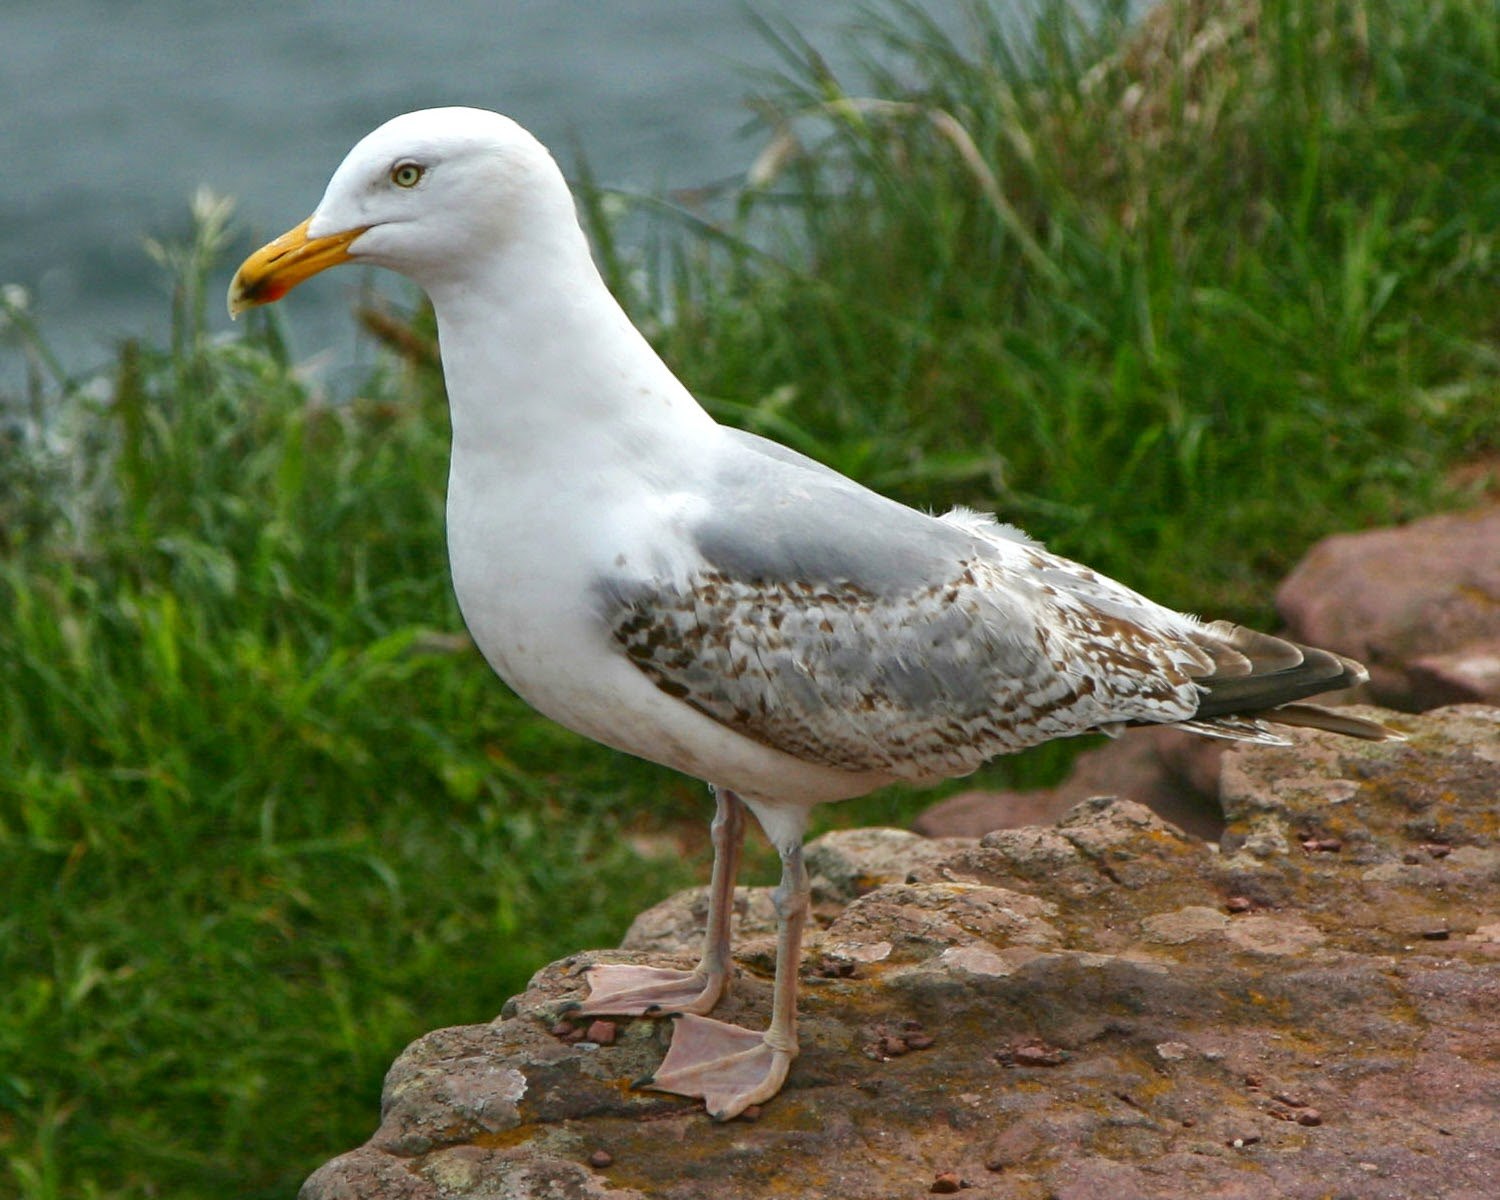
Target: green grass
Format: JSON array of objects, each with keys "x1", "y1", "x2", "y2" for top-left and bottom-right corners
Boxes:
[{"x1": 3, "y1": 1, "x2": 1499, "y2": 1195}]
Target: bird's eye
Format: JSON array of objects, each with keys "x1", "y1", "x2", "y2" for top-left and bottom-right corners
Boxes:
[{"x1": 390, "y1": 162, "x2": 424, "y2": 188}]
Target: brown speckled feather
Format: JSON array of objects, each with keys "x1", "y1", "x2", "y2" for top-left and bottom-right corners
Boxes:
[
  {"x1": 602, "y1": 431, "x2": 1388, "y2": 779},
  {"x1": 608, "y1": 529, "x2": 1230, "y2": 781}
]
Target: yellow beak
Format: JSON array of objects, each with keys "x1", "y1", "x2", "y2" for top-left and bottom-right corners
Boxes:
[{"x1": 226, "y1": 217, "x2": 367, "y2": 318}]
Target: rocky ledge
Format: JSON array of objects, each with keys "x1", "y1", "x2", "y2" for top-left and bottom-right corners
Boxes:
[{"x1": 303, "y1": 705, "x2": 1499, "y2": 1200}]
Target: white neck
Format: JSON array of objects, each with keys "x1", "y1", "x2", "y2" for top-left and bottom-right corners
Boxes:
[{"x1": 424, "y1": 213, "x2": 718, "y2": 477}]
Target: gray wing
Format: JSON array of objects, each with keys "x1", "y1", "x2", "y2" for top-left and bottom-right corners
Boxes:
[{"x1": 601, "y1": 432, "x2": 1228, "y2": 781}]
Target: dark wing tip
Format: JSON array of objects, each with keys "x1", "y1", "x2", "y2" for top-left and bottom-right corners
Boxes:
[
  {"x1": 1254, "y1": 702, "x2": 1404, "y2": 742},
  {"x1": 1182, "y1": 624, "x2": 1403, "y2": 742},
  {"x1": 1191, "y1": 625, "x2": 1370, "y2": 721}
]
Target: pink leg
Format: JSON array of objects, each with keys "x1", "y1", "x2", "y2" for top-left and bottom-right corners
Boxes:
[
  {"x1": 641, "y1": 838, "x2": 808, "y2": 1120},
  {"x1": 571, "y1": 787, "x2": 746, "y2": 1017}
]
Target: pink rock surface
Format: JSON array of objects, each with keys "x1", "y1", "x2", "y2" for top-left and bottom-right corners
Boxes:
[
  {"x1": 300, "y1": 706, "x2": 1500, "y2": 1200},
  {"x1": 1276, "y1": 505, "x2": 1500, "y2": 708},
  {"x1": 913, "y1": 726, "x2": 1227, "y2": 841}
]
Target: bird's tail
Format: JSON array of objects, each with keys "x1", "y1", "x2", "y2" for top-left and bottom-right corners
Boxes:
[{"x1": 1158, "y1": 623, "x2": 1400, "y2": 745}]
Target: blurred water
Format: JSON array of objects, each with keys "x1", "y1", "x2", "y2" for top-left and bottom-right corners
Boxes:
[{"x1": 0, "y1": 0, "x2": 892, "y2": 386}]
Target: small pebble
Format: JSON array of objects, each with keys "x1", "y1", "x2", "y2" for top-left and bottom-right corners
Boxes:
[
  {"x1": 1244, "y1": 1074, "x2": 1263, "y2": 1089},
  {"x1": 1301, "y1": 837, "x2": 1342, "y2": 853},
  {"x1": 905, "y1": 1033, "x2": 935, "y2": 1051},
  {"x1": 584, "y1": 1019, "x2": 617, "y2": 1046},
  {"x1": 1226, "y1": 896, "x2": 1254, "y2": 913},
  {"x1": 1420, "y1": 927, "x2": 1451, "y2": 941},
  {"x1": 1228, "y1": 1135, "x2": 1262, "y2": 1148},
  {"x1": 1422, "y1": 842, "x2": 1453, "y2": 859},
  {"x1": 1010, "y1": 1043, "x2": 1068, "y2": 1067},
  {"x1": 588, "y1": 1149, "x2": 614, "y2": 1169},
  {"x1": 931, "y1": 1172, "x2": 963, "y2": 1194},
  {"x1": 1273, "y1": 1092, "x2": 1307, "y2": 1108},
  {"x1": 1296, "y1": 1108, "x2": 1323, "y2": 1127},
  {"x1": 881, "y1": 1035, "x2": 910, "y2": 1057}
]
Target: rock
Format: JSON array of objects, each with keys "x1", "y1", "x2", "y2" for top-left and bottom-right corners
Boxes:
[
  {"x1": 1405, "y1": 638, "x2": 1500, "y2": 709},
  {"x1": 300, "y1": 706, "x2": 1499, "y2": 1200},
  {"x1": 618, "y1": 828, "x2": 973, "y2": 960},
  {"x1": 618, "y1": 886, "x2": 778, "y2": 958},
  {"x1": 1216, "y1": 704, "x2": 1500, "y2": 938},
  {"x1": 1276, "y1": 504, "x2": 1500, "y2": 709},
  {"x1": 914, "y1": 726, "x2": 1228, "y2": 841},
  {"x1": 804, "y1": 826, "x2": 975, "y2": 904}
]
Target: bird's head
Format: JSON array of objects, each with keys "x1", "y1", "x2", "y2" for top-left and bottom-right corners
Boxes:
[{"x1": 228, "y1": 106, "x2": 571, "y2": 317}]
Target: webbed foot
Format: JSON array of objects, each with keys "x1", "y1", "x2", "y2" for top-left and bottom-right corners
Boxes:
[
  {"x1": 639, "y1": 1012, "x2": 795, "y2": 1120},
  {"x1": 569, "y1": 963, "x2": 727, "y2": 1018}
]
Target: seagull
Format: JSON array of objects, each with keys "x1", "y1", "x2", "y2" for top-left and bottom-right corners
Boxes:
[{"x1": 228, "y1": 107, "x2": 1393, "y2": 1121}]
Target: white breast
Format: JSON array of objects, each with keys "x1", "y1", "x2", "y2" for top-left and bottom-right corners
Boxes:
[{"x1": 442, "y1": 444, "x2": 888, "y2": 807}]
